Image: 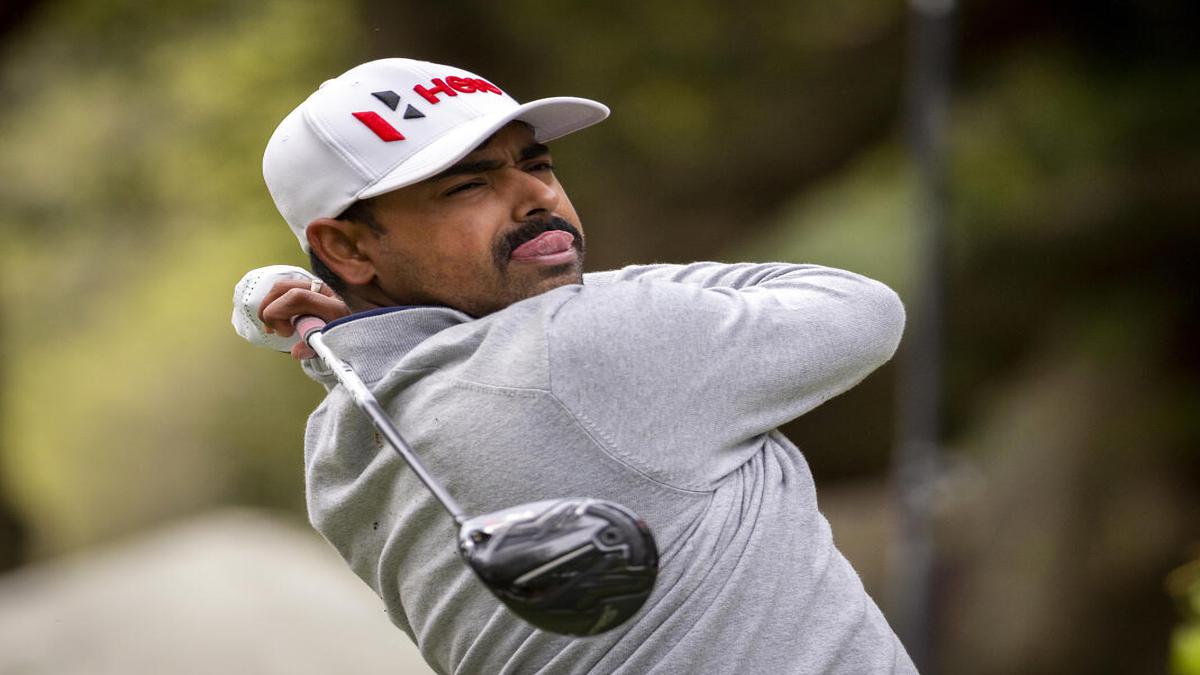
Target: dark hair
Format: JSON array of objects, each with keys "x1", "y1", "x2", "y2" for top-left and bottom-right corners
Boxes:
[{"x1": 308, "y1": 200, "x2": 385, "y2": 295}]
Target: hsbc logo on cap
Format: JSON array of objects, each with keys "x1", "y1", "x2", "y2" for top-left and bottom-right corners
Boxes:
[
  {"x1": 414, "y1": 75, "x2": 504, "y2": 103},
  {"x1": 352, "y1": 74, "x2": 506, "y2": 143}
]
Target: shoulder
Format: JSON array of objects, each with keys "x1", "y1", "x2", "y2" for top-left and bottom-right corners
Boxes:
[
  {"x1": 548, "y1": 275, "x2": 733, "y2": 350},
  {"x1": 437, "y1": 284, "x2": 589, "y2": 390}
]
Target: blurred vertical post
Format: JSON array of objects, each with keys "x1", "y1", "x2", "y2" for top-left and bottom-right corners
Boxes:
[
  {"x1": 0, "y1": 310, "x2": 26, "y2": 572},
  {"x1": 891, "y1": 0, "x2": 955, "y2": 670},
  {"x1": 0, "y1": 0, "x2": 37, "y2": 576}
]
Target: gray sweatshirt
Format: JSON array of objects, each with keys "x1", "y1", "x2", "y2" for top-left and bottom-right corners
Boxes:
[{"x1": 301, "y1": 262, "x2": 916, "y2": 674}]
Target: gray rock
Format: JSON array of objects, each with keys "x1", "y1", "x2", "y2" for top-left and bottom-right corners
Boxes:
[{"x1": 0, "y1": 508, "x2": 433, "y2": 674}]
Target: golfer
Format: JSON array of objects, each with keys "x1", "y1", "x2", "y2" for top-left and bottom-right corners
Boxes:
[{"x1": 258, "y1": 57, "x2": 917, "y2": 674}]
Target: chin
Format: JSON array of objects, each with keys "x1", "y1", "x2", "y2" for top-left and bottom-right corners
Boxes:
[
  {"x1": 462, "y1": 262, "x2": 583, "y2": 317},
  {"x1": 535, "y1": 263, "x2": 584, "y2": 291}
]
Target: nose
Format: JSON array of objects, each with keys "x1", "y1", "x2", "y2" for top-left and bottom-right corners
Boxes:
[{"x1": 505, "y1": 169, "x2": 560, "y2": 222}]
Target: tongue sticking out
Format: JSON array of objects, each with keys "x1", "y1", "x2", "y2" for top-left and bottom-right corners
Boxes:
[{"x1": 510, "y1": 230, "x2": 575, "y2": 261}]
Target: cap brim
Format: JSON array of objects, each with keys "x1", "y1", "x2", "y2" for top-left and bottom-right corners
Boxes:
[{"x1": 358, "y1": 96, "x2": 608, "y2": 201}]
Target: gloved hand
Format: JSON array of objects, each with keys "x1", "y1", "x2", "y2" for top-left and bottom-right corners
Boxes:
[{"x1": 232, "y1": 265, "x2": 350, "y2": 359}]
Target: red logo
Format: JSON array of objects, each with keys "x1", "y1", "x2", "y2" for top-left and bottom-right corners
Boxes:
[
  {"x1": 352, "y1": 75, "x2": 504, "y2": 142},
  {"x1": 352, "y1": 111, "x2": 405, "y2": 142},
  {"x1": 413, "y1": 75, "x2": 504, "y2": 104}
]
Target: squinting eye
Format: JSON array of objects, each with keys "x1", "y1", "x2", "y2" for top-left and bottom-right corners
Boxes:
[
  {"x1": 445, "y1": 181, "x2": 483, "y2": 196},
  {"x1": 528, "y1": 161, "x2": 555, "y2": 172}
]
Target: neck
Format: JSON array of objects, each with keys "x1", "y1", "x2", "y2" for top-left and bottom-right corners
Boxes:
[{"x1": 341, "y1": 286, "x2": 396, "y2": 313}]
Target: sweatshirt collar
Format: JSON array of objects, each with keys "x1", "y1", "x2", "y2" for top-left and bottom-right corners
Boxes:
[{"x1": 303, "y1": 305, "x2": 474, "y2": 387}]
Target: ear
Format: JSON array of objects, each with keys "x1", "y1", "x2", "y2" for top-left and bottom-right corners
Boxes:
[{"x1": 306, "y1": 218, "x2": 377, "y2": 286}]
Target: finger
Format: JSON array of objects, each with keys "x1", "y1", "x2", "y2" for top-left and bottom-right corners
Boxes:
[
  {"x1": 257, "y1": 277, "x2": 343, "y2": 330},
  {"x1": 307, "y1": 279, "x2": 339, "y2": 299},
  {"x1": 258, "y1": 279, "x2": 318, "y2": 330},
  {"x1": 290, "y1": 340, "x2": 317, "y2": 360},
  {"x1": 260, "y1": 286, "x2": 310, "y2": 337},
  {"x1": 261, "y1": 288, "x2": 351, "y2": 336}
]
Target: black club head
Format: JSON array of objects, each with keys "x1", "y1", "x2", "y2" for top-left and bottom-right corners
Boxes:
[{"x1": 458, "y1": 498, "x2": 658, "y2": 636}]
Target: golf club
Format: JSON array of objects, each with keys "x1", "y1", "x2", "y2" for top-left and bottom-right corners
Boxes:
[{"x1": 232, "y1": 266, "x2": 658, "y2": 636}]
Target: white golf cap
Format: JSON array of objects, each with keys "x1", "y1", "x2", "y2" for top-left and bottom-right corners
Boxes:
[{"x1": 263, "y1": 58, "x2": 610, "y2": 251}]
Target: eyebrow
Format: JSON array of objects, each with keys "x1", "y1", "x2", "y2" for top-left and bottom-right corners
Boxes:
[
  {"x1": 428, "y1": 142, "x2": 551, "y2": 182},
  {"x1": 519, "y1": 142, "x2": 551, "y2": 161}
]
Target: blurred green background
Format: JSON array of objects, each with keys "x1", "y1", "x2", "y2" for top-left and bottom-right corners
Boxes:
[{"x1": 0, "y1": 0, "x2": 1197, "y2": 673}]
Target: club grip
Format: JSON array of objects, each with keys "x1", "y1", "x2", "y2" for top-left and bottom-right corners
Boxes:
[{"x1": 292, "y1": 315, "x2": 327, "y2": 344}]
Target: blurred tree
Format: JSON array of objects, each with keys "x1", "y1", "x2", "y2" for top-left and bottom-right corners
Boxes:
[
  {"x1": 0, "y1": 0, "x2": 39, "y2": 572},
  {"x1": 1171, "y1": 556, "x2": 1200, "y2": 675},
  {"x1": 0, "y1": 1, "x2": 1196, "y2": 673},
  {"x1": 0, "y1": 0, "x2": 36, "y2": 43},
  {"x1": 0, "y1": 0, "x2": 364, "y2": 555}
]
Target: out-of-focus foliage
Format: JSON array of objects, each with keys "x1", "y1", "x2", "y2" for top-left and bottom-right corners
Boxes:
[
  {"x1": 0, "y1": 0, "x2": 1196, "y2": 674},
  {"x1": 1171, "y1": 556, "x2": 1200, "y2": 675},
  {"x1": 0, "y1": 0, "x2": 363, "y2": 554}
]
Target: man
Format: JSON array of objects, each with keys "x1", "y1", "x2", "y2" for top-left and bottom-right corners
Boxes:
[{"x1": 259, "y1": 57, "x2": 917, "y2": 674}]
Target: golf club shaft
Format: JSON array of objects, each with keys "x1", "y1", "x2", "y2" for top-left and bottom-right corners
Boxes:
[{"x1": 297, "y1": 316, "x2": 468, "y2": 525}]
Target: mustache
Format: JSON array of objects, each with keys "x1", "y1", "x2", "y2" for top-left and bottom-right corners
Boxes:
[{"x1": 495, "y1": 216, "x2": 584, "y2": 262}]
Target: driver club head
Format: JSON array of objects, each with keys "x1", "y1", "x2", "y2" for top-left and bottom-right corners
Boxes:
[{"x1": 458, "y1": 498, "x2": 658, "y2": 636}]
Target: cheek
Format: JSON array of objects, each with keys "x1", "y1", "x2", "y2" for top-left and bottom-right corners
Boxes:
[
  {"x1": 553, "y1": 187, "x2": 583, "y2": 231},
  {"x1": 421, "y1": 219, "x2": 505, "y2": 278},
  {"x1": 443, "y1": 223, "x2": 499, "y2": 260}
]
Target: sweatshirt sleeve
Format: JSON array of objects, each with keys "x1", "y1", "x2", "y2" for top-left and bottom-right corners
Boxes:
[{"x1": 549, "y1": 262, "x2": 905, "y2": 489}]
